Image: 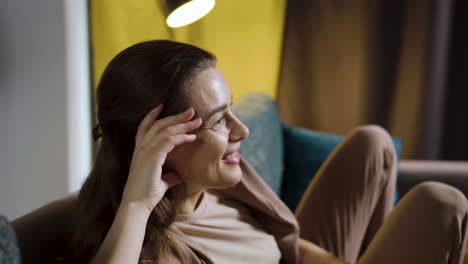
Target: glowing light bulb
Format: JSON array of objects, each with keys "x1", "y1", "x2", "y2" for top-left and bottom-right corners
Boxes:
[{"x1": 166, "y1": 0, "x2": 215, "y2": 28}]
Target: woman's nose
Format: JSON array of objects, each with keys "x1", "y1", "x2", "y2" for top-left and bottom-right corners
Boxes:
[{"x1": 229, "y1": 116, "x2": 249, "y2": 142}]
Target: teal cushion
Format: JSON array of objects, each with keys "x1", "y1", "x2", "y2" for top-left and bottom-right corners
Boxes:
[
  {"x1": 281, "y1": 124, "x2": 402, "y2": 211},
  {"x1": 0, "y1": 216, "x2": 21, "y2": 264},
  {"x1": 232, "y1": 93, "x2": 283, "y2": 195}
]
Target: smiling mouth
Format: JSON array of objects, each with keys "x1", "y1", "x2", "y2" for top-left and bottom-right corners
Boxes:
[{"x1": 222, "y1": 151, "x2": 240, "y2": 165}]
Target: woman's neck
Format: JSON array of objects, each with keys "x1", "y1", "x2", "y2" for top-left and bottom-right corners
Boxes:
[{"x1": 171, "y1": 183, "x2": 205, "y2": 215}]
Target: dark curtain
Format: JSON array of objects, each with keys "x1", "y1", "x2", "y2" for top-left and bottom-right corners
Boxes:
[
  {"x1": 277, "y1": 0, "x2": 468, "y2": 160},
  {"x1": 442, "y1": 0, "x2": 468, "y2": 160}
]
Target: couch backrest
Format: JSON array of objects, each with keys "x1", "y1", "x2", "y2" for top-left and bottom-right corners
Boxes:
[
  {"x1": 11, "y1": 192, "x2": 77, "y2": 263},
  {"x1": 232, "y1": 93, "x2": 284, "y2": 194}
]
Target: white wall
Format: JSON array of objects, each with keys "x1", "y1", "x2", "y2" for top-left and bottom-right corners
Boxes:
[{"x1": 0, "y1": 0, "x2": 91, "y2": 220}]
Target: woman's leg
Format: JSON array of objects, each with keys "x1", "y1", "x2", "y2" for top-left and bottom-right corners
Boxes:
[
  {"x1": 358, "y1": 181, "x2": 468, "y2": 264},
  {"x1": 295, "y1": 125, "x2": 397, "y2": 263}
]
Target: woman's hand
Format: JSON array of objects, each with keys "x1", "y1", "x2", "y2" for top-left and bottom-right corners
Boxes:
[
  {"x1": 121, "y1": 105, "x2": 202, "y2": 213},
  {"x1": 91, "y1": 106, "x2": 201, "y2": 264}
]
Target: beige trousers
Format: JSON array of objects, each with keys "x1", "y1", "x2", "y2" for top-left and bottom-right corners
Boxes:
[{"x1": 295, "y1": 125, "x2": 468, "y2": 264}]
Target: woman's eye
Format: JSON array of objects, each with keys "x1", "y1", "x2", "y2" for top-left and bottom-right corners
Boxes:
[{"x1": 211, "y1": 117, "x2": 226, "y2": 129}]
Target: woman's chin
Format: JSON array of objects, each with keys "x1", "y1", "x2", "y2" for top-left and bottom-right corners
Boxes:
[
  {"x1": 214, "y1": 168, "x2": 242, "y2": 189},
  {"x1": 226, "y1": 173, "x2": 242, "y2": 186}
]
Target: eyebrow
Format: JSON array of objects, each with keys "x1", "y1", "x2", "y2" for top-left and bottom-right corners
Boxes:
[
  {"x1": 204, "y1": 94, "x2": 233, "y2": 121},
  {"x1": 204, "y1": 104, "x2": 228, "y2": 121}
]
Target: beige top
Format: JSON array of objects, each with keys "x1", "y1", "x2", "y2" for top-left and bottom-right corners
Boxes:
[
  {"x1": 174, "y1": 190, "x2": 282, "y2": 264},
  {"x1": 140, "y1": 157, "x2": 299, "y2": 263}
]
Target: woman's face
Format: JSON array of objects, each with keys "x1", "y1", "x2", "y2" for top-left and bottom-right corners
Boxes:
[{"x1": 165, "y1": 67, "x2": 249, "y2": 190}]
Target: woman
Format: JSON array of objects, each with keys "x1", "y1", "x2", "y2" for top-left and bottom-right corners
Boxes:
[{"x1": 73, "y1": 40, "x2": 468, "y2": 264}]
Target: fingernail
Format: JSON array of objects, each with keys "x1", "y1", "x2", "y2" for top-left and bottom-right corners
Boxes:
[
  {"x1": 154, "y1": 104, "x2": 163, "y2": 110},
  {"x1": 189, "y1": 134, "x2": 196, "y2": 139},
  {"x1": 184, "y1": 108, "x2": 193, "y2": 116}
]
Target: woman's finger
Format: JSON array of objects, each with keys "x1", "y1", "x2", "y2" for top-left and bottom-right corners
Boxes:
[
  {"x1": 135, "y1": 104, "x2": 164, "y2": 144},
  {"x1": 161, "y1": 118, "x2": 202, "y2": 137},
  {"x1": 146, "y1": 119, "x2": 201, "y2": 153},
  {"x1": 143, "y1": 108, "x2": 195, "y2": 144},
  {"x1": 149, "y1": 133, "x2": 197, "y2": 165}
]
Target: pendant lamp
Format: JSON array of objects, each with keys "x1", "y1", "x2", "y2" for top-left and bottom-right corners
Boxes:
[{"x1": 162, "y1": 0, "x2": 216, "y2": 28}]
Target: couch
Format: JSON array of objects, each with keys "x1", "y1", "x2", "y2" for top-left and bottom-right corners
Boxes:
[{"x1": 7, "y1": 93, "x2": 468, "y2": 263}]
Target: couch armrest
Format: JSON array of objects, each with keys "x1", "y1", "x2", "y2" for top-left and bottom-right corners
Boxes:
[{"x1": 398, "y1": 160, "x2": 468, "y2": 199}]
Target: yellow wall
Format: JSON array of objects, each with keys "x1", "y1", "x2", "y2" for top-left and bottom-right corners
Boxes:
[{"x1": 90, "y1": 0, "x2": 286, "y2": 100}]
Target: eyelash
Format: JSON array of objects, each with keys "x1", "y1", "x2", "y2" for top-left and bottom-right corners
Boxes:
[
  {"x1": 211, "y1": 116, "x2": 226, "y2": 129},
  {"x1": 208, "y1": 103, "x2": 233, "y2": 130}
]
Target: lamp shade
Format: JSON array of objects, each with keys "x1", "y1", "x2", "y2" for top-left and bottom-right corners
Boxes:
[{"x1": 162, "y1": 0, "x2": 215, "y2": 28}]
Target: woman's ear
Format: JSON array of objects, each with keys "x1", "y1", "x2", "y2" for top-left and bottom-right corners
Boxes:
[
  {"x1": 162, "y1": 157, "x2": 177, "y2": 175},
  {"x1": 164, "y1": 147, "x2": 180, "y2": 171},
  {"x1": 162, "y1": 163, "x2": 173, "y2": 173}
]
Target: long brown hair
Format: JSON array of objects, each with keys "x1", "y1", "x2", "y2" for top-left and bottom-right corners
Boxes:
[{"x1": 73, "y1": 40, "x2": 216, "y2": 263}]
